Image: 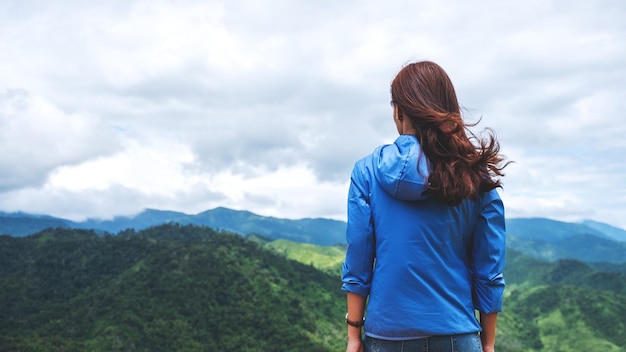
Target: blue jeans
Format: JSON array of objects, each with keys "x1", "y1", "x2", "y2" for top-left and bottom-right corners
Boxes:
[{"x1": 363, "y1": 333, "x2": 482, "y2": 352}]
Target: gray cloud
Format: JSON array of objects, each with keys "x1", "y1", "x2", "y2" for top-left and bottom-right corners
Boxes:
[
  {"x1": 0, "y1": 89, "x2": 122, "y2": 191},
  {"x1": 0, "y1": 0, "x2": 624, "y2": 229},
  {"x1": 0, "y1": 183, "x2": 228, "y2": 221}
]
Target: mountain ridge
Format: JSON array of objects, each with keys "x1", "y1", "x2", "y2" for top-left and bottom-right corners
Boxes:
[
  {"x1": 2, "y1": 208, "x2": 625, "y2": 263},
  {"x1": 2, "y1": 225, "x2": 624, "y2": 351},
  {"x1": 0, "y1": 208, "x2": 348, "y2": 246},
  {"x1": 0, "y1": 225, "x2": 346, "y2": 351}
]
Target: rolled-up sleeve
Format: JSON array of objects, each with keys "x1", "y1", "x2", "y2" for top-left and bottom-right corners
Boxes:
[
  {"x1": 472, "y1": 189, "x2": 506, "y2": 313},
  {"x1": 341, "y1": 161, "x2": 376, "y2": 297}
]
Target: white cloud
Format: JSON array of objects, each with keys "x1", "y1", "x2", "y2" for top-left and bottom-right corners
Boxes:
[
  {"x1": 208, "y1": 165, "x2": 349, "y2": 220},
  {"x1": 47, "y1": 138, "x2": 196, "y2": 193},
  {"x1": 0, "y1": 90, "x2": 121, "y2": 191},
  {"x1": 0, "y1": 0, "x2": 625, "y2": 230}
]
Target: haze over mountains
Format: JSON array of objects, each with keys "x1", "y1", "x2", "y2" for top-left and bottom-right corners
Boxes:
[
  {"x1": 0, "y1": 208, "x2": 346, "y2": 245},
  {"x1": 1, "y1": 207, "x2": 625, "y2": 264}
]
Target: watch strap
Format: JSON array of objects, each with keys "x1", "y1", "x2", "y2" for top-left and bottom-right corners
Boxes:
[{"x1": 345, "y1": 313, "x2": 365, "y2": 328}]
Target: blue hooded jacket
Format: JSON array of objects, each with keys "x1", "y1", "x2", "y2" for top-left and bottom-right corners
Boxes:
[{"x1": 341, "y1": 135, "x2": 506, "y2": 340}]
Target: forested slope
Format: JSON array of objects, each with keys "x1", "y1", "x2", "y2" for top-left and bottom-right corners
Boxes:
[
  {"x1": 0, "y1": 225, "x2": 345, "y2": 352},
  {"x1": 2, "y1": 225, "x2": 625, "y2": 351},
  {"x1": 268, "y1": 241, "x2": 626, "y2": 351}
]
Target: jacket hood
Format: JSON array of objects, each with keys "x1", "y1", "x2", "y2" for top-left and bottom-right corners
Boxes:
[{"x1": 373, "y1": 135, "x2": 431, "y2": 201}]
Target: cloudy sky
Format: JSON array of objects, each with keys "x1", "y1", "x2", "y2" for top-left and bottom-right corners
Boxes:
[{"x1": 1, "y1": 0, "x2": 625, "y2": 230}]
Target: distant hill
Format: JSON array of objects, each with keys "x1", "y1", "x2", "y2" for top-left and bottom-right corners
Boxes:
[
  {"x1": 78, "y1": 208, "x2": 191, "y2": 233},
  {"x1": 1, "y1": 209, "x2": 624, "y2": 263},
  {"x1": 76, "y1": 207, "x2": 347, "y2": 246},
  {"x1": 506, "y1": 218, "x2": 626, "y2": 264},
  {"x1": 507, "y1": 233, "x2": 626, "y2": 264},
  {"x1": 506, "y1": 218, "x2": 611, "y2": 241},
  {"x1": 0, "y1": 212, "x2": 71, "y2": 236},
  {"x1": 0, "y1": 208, "x2": 346, "y2": 246},
  {"x1": 581, "y1": 219, "x2": 626, "y2": 242}
]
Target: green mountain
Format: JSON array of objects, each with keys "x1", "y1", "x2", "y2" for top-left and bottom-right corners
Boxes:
[
  {"x1": 2, "y1": 225, "x2": 625, "y2": 351},
  {"x1": 268, "y1": 239, "x2": 626, "y2": 351},
  {"x1": 582, "y1": 219, "x2": 626, "y2": 242},
  {"x1": 507, "y1": 233, "x2": 626, "y2": 264},
  {"x1": 0, "y1": 212, "x2": 71, "y2": 236},
  {"x1": 264, "y1": 239, "x2": 346, "y2": 275},
  {"x1": 504, "y1": 218, "x2": 626, "y2": 264},
  {"x1": 0, "y1": 225, "x2": 345, "y2": 352},
  {"x1": 0, "y1": 208, "x2": 347, "y2": 246},
  {"x1": 79, "y1": 207, "x2": 346, "y2": 245},
  {"x1": 506, "y1": 218, "x2": 610, "y2": 241},
  {"x1": 2, "y1": 210, "x2": 624, "y2": 264},
  {"x1": 189, "y1": 207, "x2": 346, "y2": 245},
  {"x1": 500, "y1": 285, "x2": 625, "y2": 351}
]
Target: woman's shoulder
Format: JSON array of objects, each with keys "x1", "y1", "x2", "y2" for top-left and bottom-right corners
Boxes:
[{"x1": 480, "y1": 189, "x2": 504, "y2": 206}]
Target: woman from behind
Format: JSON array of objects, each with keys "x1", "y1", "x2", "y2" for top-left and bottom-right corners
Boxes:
[{"x1": 342, "y1": 61, "x2": 509, "y2": 352}]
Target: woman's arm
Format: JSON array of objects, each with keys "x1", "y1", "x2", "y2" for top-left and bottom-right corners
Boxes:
[
  {"x1": 342, "y1": 162, "x2": 375, "y2": 352},
  {"x1": 472, "y1": 190, "x2": 506, "y2": 352},
  {"x1": 479, "y1": 312, "x2": 498, "y2": 352},
  {"x1": 341, "y1": 162, "x2": 376, "y2": 297},
  {"x1": 346, "y1": 292, "x2": 366, "y2": 352},
  {"x1": 471, "y1": 190, "x2": 506, "y2": 313}
]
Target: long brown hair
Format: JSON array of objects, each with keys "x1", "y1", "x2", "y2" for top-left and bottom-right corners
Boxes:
[{"x1": 390, "y1": 61, "x2": 509, "y2": 205}]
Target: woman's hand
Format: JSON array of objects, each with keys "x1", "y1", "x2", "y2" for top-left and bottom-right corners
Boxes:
[
  {"x1": 346, "y1": 337, "x2": 363, "y2": 352},
  {"x1": 482, "y1": 344, "x2": 495, "y2": 352}
]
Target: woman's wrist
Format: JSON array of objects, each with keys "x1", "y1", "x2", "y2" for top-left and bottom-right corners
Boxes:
[
  {"x1": 348, "y1": 325, "x2": 362, "y2": 339},
  {"x1": 347, "y1": 325, "x2": 362, "y2": 339}
]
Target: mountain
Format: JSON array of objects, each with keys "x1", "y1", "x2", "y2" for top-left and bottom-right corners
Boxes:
[
  {"x1": 507, "y1": 233, "x2": 626, "y2": 264},
  {"x1": 0, "y1": 208, "x2": 346, "y2": 246},
  {"x1": 505, "y1": 218, "x2": 626, "y2": 264},
  {"x1": 78, "y1": 208, "x2": 192, "y2": 233},
  {"x1": 1, "y1": 209, "x2": 624, "y2": 263},
  {"x1": 188, "y1": 207, "x2": 346, "y2": 245},
  {"x1": 582, "y1": 219, "x2": 626, "y2": 242},
  {"x1": 506, "y1": 218, "x2": 611, "y2": 241},
  {"x1": 267, "y1": 239, "x2": 626, "y2": 351},
  {"x1": 75, "y1": 207, "x2": 348, "y2": 246},
  {"x1": 264, "y1": 239, "x2": 346, "y2": 275},
  {"x1": 0, "y1": 225, "x2": 345, "y2": 351},
  {"x1": 0, "y1": 211, "x2": 71, "y2": 236},
  {"x1": 79, "y1": 207, "x2": 347, "y2": 245},
  {"x1": 2, "y1": 225, "x2": 625, "y2": 351}
]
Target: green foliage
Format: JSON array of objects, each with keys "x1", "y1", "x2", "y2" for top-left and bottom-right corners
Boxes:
[
  {"x1": 507, "y1": 234, "x2": 626, "y2": 264},
  {"x1": 265, "y1": 241, "x2": 626, "y2": 352},
  {"x1": 2, "y1": 225, "x2": 625, "y2": 352},
  {"x1": 0, "y1": 225, "x2": 345, "y2": 351},
  {"x1": 264, "y1": 239, "x2": 346, "y2": 275},
  {"x1": 502, "y1": 285, "x2": 626, "y2": 351},
  {"x1": 505, "y1": 250, "x2": 626, "y2": 295}
]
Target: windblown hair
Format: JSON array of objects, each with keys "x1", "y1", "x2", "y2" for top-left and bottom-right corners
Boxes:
[{"x1": 391, "y1": 61, "x2": 509, "y2": 205}]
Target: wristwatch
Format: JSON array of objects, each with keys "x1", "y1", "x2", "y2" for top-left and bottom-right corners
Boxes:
[{"x1": 345, "y1": 313, "x2": 365, "y2": 328}]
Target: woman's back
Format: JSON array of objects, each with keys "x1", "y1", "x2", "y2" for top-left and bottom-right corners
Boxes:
[
  {"x1": 342, "y1": 60, "x2": 509, "y2": 352},
  {"x1": 344, "y1": 134, "x2": 505, "y2": 339}
]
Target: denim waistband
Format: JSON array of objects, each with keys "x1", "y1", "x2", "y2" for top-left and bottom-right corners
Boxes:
[{"x1": 363, "y1": 332, "x2": 482, "y2": 352}]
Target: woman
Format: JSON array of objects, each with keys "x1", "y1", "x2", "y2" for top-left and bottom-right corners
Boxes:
[{"x1": 342, "y1": 61, "x2": 508, "y2": 352}]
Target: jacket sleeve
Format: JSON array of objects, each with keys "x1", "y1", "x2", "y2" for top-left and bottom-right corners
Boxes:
[
  {"x1": 472, "y1": 189, "x2": 506, "y2": 313},
  {"x1": 341, "y1": 160, "x2": 376, "y2": 297}
]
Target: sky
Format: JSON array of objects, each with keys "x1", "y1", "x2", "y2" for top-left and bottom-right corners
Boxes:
[{"x1": 1, "y1": 0, "x2": 625, "y2": 230}]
